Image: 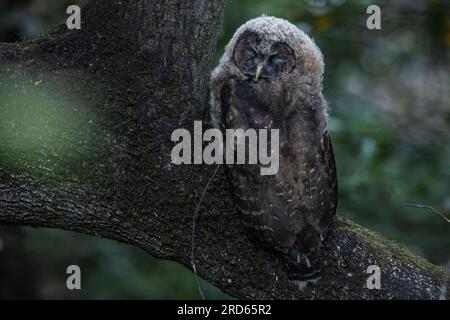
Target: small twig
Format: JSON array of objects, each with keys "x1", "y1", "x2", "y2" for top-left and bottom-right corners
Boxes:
[
  {"x1": 404, "y1": 203, "x2": 450, "y2": 224},
  {"x1": 404, "y1": 203, "x2": 449, "y2": 300},
  {"x1": 191, "y1": 164, "x2": 221, "y2": 300}
]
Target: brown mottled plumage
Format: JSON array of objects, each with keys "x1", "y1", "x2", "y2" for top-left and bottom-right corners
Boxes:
[{"x1": 210, "y1": 16, "x2": 337, "y2": 284}]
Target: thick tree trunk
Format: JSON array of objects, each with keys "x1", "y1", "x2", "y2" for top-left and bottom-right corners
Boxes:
[{"x1": 0, "y1": 0, "x2": 447, "y2": 299}]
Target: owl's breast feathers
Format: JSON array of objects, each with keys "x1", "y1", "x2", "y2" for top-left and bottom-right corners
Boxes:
[{"x1": 220, "y1": 78, "x2": 337, "y2": 280}]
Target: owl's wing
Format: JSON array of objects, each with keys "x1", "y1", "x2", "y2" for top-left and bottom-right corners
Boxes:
[
  {"x1": 285, "y1": 98, "x2": 337, "y2": 240},
  {"x1": 281, "y1": 126, "x2": 337, "y2": 279},
  {"x1": 316, "y1": 131, "x2": 338, "y2": 234}
]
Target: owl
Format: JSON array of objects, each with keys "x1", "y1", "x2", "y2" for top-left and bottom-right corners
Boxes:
[{"x1": 210, "y1": 16, "x2": 337, "y2": 287}]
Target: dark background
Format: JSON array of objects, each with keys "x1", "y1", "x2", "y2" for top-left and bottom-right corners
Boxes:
[{"x1": 0, "y1": 0, "x2": 449, "y2": 299}]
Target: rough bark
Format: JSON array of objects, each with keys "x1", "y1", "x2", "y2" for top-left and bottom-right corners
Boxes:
[{"x1": 0, "y1": 0, "x2": 447, "y2": 299}]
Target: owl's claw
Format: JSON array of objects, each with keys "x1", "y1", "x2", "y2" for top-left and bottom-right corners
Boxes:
[
  {"x1": 297, "y1": 253, "x2": 312, "y2": 268},
  {"x1": 294, "y1": 276, "x2": 321, "y2": 292}
]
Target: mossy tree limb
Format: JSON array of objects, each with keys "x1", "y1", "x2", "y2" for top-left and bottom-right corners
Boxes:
[{"x1": 0, "y1": 0, "x2": 447, "y2": 299}]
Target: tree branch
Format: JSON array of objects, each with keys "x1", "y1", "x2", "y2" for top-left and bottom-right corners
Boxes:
[{"x1": 0, "y1": 0, "x2": 447, "y2": 299}]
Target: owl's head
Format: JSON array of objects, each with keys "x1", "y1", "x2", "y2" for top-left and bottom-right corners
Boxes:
[{"x1": 214, "y1": 16, "x2": 324, "y2": 93}]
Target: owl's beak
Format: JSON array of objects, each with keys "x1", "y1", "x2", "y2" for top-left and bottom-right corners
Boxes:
[{"x1": 254, "y1": 64, "x2": 263, "y2": 81}]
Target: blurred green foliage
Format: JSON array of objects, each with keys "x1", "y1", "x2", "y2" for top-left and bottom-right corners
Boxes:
[
  {"x1": 0, "y1": 73, "x2": 101, "y2": 181},
  {"x1": 0, "y1": 0, "x2": 449, "y2": 299}
]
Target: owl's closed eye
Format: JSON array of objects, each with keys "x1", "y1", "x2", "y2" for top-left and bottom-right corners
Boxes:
[{"x1": 233, "y1": 31, "x2": 296, "y2": 81}]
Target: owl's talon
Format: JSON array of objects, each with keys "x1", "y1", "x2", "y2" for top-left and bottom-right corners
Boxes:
[{"x1": 294, "y1": 277, "x2": 321, "y2": 292}]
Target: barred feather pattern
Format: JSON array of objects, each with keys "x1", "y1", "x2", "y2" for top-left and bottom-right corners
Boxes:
[{"x1": 219, "y1": 77, "x2": 337, "y2": 280}]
